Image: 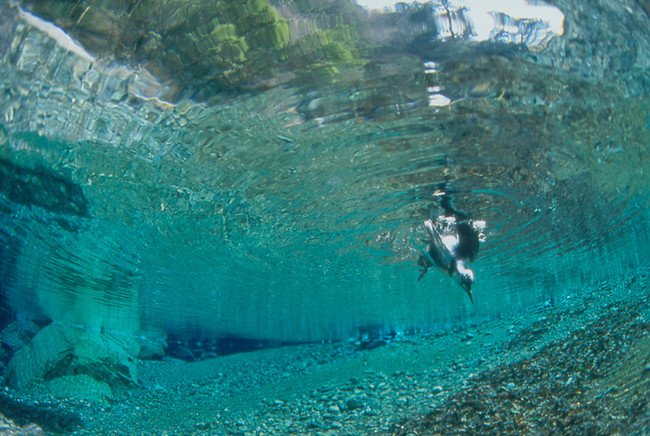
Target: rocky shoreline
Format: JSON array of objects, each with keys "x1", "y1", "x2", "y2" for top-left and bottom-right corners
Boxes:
[{"x1": 1, "y1": 269, "x2": 648, "y2": 435}]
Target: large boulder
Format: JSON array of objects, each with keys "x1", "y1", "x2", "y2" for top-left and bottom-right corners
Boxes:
[
  {"x1": 136, "y1": 336, "x2": 166, "y2": 361},
  {"x1": 0, "y1": 320, "x2": 41, "y2": 354},
  {"x1": 6, "y1": 323, "x2": 139, "y2": 400}
]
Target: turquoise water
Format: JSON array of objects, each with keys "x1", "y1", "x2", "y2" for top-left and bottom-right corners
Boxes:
[
  {"x1": 0, "y1": 0, "x2": 649, "y2": 401},
  {"x1": 0, "y1": 0, "x2": 649, "y2": 433}
]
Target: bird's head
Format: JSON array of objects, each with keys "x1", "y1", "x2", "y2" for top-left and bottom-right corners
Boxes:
[{"x1": 456, "y1": 262, "x2": 475, "y2": 304}]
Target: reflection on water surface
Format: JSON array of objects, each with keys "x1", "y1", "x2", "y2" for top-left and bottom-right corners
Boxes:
[{"x1": 0, "y1": 0, "x2": 648, "y2": 343}]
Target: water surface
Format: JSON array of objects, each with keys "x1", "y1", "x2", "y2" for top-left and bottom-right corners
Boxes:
[{"x1": 0, "y1": 0, "x2": 648, "y2": 344}]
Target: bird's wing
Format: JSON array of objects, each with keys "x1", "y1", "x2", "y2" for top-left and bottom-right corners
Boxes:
[
  {"x1": 423, "y1": 219, "x2": 442, "y2": 246},
  {"x1": 422, "y1": 220, "x2": 450, "y2": 269}
]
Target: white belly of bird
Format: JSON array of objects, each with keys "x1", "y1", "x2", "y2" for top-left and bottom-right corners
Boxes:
[{"x1": 441, "y1": 235, "x2": 458, "y2": 255}]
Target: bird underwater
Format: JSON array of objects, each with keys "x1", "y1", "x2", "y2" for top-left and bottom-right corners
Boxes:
[{"x1": 417, "y1": 185, "x2": 485, "y2": 303}]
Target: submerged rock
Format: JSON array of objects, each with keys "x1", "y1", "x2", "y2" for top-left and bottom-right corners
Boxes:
[
  {"x1": 136, "y1": 337, "x2": 166, "y2": 361},
  {"x1": 0, "y1": 413, "x2": 46, "y2": 436},
  {"x1": 6, "y1": 323, "x2": 139, "y2": 400},
  {"x1": 0, "y1": 321, "x2": 40, "y2": 354},
  {"x1": 0, "y1": 158, "x2": 90, "y2": 218},
  {"x1": 0, "y1": 348, "x2": 10, "y2": 368},
  {"x1": 345, "y1": 397, "x2": 365, "y2": 410},
  {"x1": 45, "y1": 374, "x2": 114, "y2": 402}
]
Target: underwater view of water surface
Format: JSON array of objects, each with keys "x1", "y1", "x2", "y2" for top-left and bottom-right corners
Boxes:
[{"x1": 0, "y1": 0, "x2": 649, "y2": 434}]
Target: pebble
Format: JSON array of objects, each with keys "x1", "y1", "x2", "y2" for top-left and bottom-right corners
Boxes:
[
  {"x1": 460, "y1": 333, "x2": 475, "y2": 342},
  {"x1": 307, "y1": 420, "x2": 324, "y2": 429},
  {"x1": 397, "y1": 397, "x2": 410, "y2": 406},
  {"x1": 345, "y1": 397, "x2": 364, "y2": 410},
  {"x1": 431, "y1": 386, "x2": 443, "y2": 395}
]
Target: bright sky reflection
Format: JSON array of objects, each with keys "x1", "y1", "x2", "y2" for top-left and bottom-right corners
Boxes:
[{"x1": 359, "y1": 0, "x2": 564, "y2": 45}]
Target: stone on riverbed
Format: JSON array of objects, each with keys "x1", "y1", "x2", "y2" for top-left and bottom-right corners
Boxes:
[
  {"x1": 6, "y1": 323, "x2": 139, "y2": 400},
  {"x1": 45, "y1": 374, "x2": 114, "y2": 402},
  {"x1": 0, "y1": 320, "x2": 41, "y2": 354},
  {"x1": 0, "y1": 412, "x2": 46, "y2": 436}
]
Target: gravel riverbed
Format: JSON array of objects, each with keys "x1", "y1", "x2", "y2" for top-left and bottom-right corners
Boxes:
[{"x1": 2, "y1": 269, "x2": 649, "y2": 435}]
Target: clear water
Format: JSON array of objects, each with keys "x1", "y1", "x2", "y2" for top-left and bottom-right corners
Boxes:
[{"x1": 0, "y1": 0, "x2": 649, "y2": 349}]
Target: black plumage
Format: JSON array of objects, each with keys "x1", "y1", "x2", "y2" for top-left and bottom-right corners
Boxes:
[{"x1": 417, "y1": 185, "x2": 480, "y2": 304}]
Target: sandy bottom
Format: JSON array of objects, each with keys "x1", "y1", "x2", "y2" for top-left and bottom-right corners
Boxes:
[{"x1": 3, "y1": 269, "x2": 649, "y2": 435}]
